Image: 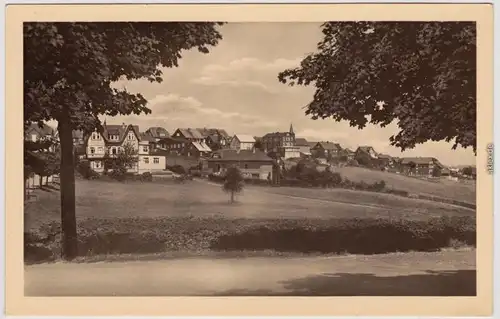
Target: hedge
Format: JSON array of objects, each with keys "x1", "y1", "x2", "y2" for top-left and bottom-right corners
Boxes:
[{"x1": 24, "y1": 215, "x2": 475, "y2": 264}]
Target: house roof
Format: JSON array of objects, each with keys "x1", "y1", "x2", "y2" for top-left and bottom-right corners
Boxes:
[
  {"x1": 101, "y1": 124, "x2": 140, "y2": 144},
  {"x1": 209, "y1": 149, "x2": 273, "y2": 162},
  {"x1": 295, "y1": 138, "x2": 309, "y2": 146},
  {"x1": 175, "y1": 128, "x2": 204, "y2": 140},
  {"x1": 357, "y1": 146, "x2": 376, "y2": 153},
  {"x1": 378, "y1": 154, "x2": 393, "y2": 160},
  {"x1": 233, "y1": 134, "x2": 256, "y2": 143},
  {"x1": 140, "y1": 132, "x2": 156, "y2": 143},
  {"x1": 314, "y1": 141, "x2": 342, "y2": 150},
  {"x1": 196, "y1": 128, "x2": 230, "y2": 139},
  {"x1": 191, "y1": 141, "x2": 212, "y2": 152},
  {"x1": 262, "y1": 131, "x2": 294, "y2": 139},
  {"x1": 145, "y1": 127, "x2": 169, "y2": 139},
  {"x1": 158, "y1": 136, "x2": 189, "y2": 144}
]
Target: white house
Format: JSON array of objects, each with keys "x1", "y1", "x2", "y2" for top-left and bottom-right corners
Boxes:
[
  {"x1": 86, "y1": 123, "x2": 140, "y2": 173},
  {"x1": 138, "y1": 134, "x2": 167, "y2": 173},
  {"x1": 229, "y1": 134, "x2": 256, "y2": 151}
]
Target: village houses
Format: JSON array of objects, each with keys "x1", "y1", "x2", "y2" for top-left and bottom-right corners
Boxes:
[
  {"x1": 310, "y1": 141, "x2": 342, "y2": 160},
  {"x1": 229, "y1": 134, "x2": 256, "y2": 151},
  {"x1": 208, "y1": 149, "x2": 274, "y2": 180},
  {"x1": 261, "y1": 124, "x2": 300, "y2": 159}
]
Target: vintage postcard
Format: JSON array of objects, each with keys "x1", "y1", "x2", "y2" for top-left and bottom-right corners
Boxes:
[{"x1": 5, "y1": 3, "x2": 494, "y2": 317}]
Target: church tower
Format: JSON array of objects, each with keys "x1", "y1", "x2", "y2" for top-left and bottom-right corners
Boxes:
[{"x1": 289, "y1": 123, "x2": 294, "y2": 135}]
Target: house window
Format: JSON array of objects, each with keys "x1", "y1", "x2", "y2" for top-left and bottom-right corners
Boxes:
[
  {"x1": 153, "y1": 157, "x2": 159, "y2": 164},
  {"x1": 128, "y1": 132, "x2": 134, "y2": 140},
  {"x1": 244, "y1": 164, "x2": 249, "y2": 169},
  {"x1": 95, "y1": 161, "x2": 101, "y2": 168},
  {"x1": 144, "y1": 157, "x2": 149, "y2": 164},
  {"x1": 112, "y1": 147, "x2": 117, "y2": 155},
  {"x1": 143, "y1": 146, "x2": 149, "y2": 153},
  {"x1": 90, "y1": 147, "x2": 95, "y2": 154},
  {"x1": 187, "y1": 152, "x2": 191, "y2": 157},
  {"x1": 31, "y1": 134, "x2": 37, "y2": 142},
  {"x1": 98, "y1": 147, "x2": 103, "y2": 153}
]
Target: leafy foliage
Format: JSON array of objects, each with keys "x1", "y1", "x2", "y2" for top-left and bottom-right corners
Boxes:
[
  {"x1": 278, "y1": 22, "x2": 476, "y2": 153},
  {"x1": 24, "y1": 22, "x2": 225, "y2": 259},
  {"x1": 461, "y1": 166, "x2": 474, "y2": 177},
  {"x1": 223, "y1": 167, "x2": 245, "y2": 203},
  {"x1": 432, "y1": 165, "x2": 442, "y2": 177},
  {"x1": 104, "y1": 142, "x2": 139, "y2": 180},
  {"x1": 24, "y1": 131, "x2": 60, "y2": 184},
  {"x1": 24, "y1": 22, "x2": 224, "y2": 130},
  {"x1": 25, "y1": 215, "x2": 476, "y2": 263}
]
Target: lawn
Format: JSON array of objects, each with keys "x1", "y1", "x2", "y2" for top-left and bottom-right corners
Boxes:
[
  {"x1": 24, "y1": 179, "x2": 475, "y2": 230},
  {"x1": 330, "y1": 166, "x2": 476, "y2": 203},
  {"x1": 24, "y1": 179, "x2": 476, "y2": 263}
]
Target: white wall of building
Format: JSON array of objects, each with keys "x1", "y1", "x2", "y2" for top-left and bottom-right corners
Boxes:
[{"x1": 138, "y1": 155, "x2": 166, "y2": 173}]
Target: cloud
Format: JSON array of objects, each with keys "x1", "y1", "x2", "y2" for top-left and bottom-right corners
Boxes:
[
  {"x1": 112, "y1": 93, "x2": 279, "y2": 135},
  {"x1": 192, "y1": 57, "x2": 301, "y2": 93}
]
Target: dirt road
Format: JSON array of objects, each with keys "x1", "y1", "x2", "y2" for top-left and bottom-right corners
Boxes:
[{"x1": 25, "y1": 249, "x2": 476, "y2": 296}]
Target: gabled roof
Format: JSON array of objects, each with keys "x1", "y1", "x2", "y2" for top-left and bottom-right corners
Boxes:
[
  {"x1": 209, "y1": 149, "x2": 273, "y2": 162},
  {"x1": 196, "y1": 128, "x2": 230, "y2": 139},
  {"x1": 145, "y1": 127, "x2": 169, "y2": 139},
  {"x1": 314, "y1": 141, "x2": 342, "y2": 150},
  {"x1": 175, "y1": 128, "x2": 204, "y2": 140},
  {"x1": 191, "y1": 141, "x2": 212, "y2": 152},
  {"x1": 233, "y1": 134, "x2": 256, "y2": 143},
  {"x1": 295, "y1": 138, "x2": 309, "y2": 146},
  {"x1": 101, "y1": 124, "x2": 140, "y2": 144}
]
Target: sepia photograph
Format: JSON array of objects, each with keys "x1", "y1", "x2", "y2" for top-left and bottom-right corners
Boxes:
[{"x1": 5, "y1": 2, "x2": 494, "y2": 317}]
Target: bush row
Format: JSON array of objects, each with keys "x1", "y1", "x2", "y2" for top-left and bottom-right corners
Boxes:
[{"x1": 25, "y1": 215, "x2": 476, "y2": 264}]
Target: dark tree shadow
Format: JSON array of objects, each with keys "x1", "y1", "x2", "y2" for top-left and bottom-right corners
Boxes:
[{"x1": 212, "y1": 270, "x2": 476, "y2": 296}]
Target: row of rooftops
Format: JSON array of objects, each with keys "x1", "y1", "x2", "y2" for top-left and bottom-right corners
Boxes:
[{"x1": 26, "y1": 122, "x2": 461, "y2": 169}]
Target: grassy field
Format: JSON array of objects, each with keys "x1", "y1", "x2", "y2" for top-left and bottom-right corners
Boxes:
[
  {"x1": 330, "y1": 166, "x2": 476, "y2": 203},
  {"x1": 24, "y1": 179, "x2": 475, "y2": 230}
]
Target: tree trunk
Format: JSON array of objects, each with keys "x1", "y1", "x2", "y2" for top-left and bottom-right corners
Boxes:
[
  {"x1": 57, "y1": 114, "x2": 78, "y2": 260},
  {"x1": 230, "y1": 191, "x2": 234, "y2": 203},
  {"x1": 39, "y1": 175, "x2": 43, "y2": 188}
]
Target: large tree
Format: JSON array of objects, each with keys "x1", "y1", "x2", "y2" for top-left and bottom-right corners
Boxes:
[
  {"x1": 24, "y1": 22, "x2": 224, "y2": 260},
  {"x1": 278, "y1": 22, "x2": 476, "y2": 153}
]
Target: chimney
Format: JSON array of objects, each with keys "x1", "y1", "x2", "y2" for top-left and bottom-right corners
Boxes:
[{"x1": 122, "y1": 122, "x2": 126, "y2": 129}]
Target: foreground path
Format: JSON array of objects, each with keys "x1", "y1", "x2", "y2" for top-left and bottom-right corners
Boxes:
[{"x1": 25, "y1": 250, "x2": 475, "y2": 296}]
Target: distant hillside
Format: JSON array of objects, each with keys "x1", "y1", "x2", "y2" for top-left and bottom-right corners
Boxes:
[{"x1": 330, "y1": 166, "x2": 476, "y2": 204}]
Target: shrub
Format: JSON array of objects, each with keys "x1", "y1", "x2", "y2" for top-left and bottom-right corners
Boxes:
[
  {"x1": 25, "y1": 215, "x2": 476, "y2": 264},
  {"x1": 76, "y1": 160, "x2": 100, "y2": 180},
  {"x1": 108, "y1": 166, "x2": 127, "y2": 181},
  {"x1": 189, "y1": 169, "x2": 202, "y2": 177},
  {"x1": 167, "y1": 165, "x2": 186, "y2": 175},
  {"x1": 141, "y1": 172, "x2": 153, "y2": 182}
]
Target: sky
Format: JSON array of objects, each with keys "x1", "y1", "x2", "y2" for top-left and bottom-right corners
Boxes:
[{"x1": 96, "y1": 22, "x2": 475, "y2": 167}]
